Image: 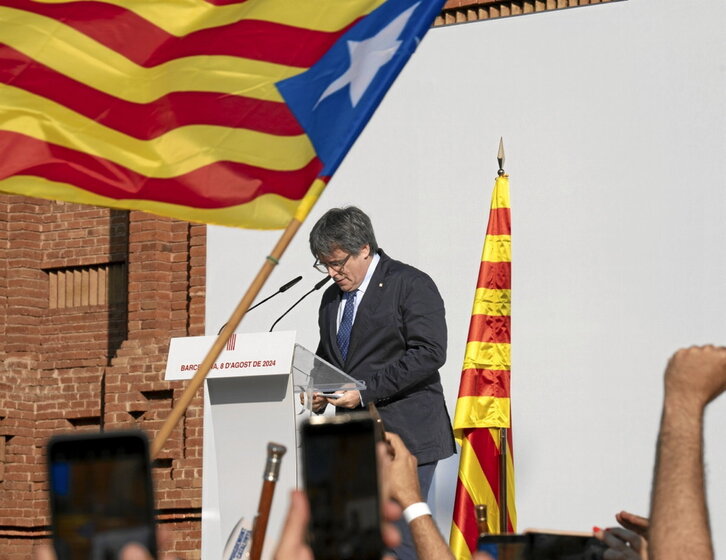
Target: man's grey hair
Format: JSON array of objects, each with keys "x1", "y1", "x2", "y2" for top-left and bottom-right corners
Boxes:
[{"x1": 309, "y1": 206, "x2": 379, "y2": 258}]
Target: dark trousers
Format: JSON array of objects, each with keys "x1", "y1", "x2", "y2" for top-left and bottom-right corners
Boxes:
[{"x1": 392, "y1": 461, "x2": 438, "y2": 560}]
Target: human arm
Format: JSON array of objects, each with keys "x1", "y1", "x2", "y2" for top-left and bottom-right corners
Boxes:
[
  {"x1": 649, "y1": 345, "x2": 726, "y2": 560},
  {"x1": 384, "y1": 432, "x2": 454, "y2": 560}
]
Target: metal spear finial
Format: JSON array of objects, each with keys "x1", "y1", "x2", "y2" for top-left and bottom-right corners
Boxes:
[{"x1": 497, "y1": 137, "x2": 505, "y2": 176}]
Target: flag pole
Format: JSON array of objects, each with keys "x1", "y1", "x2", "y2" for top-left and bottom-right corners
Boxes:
[
  {"x1": 151, "y1": 181, "x2": 326, "y2": 459},
  {"x1": 496, "y1": 138, "x2": 508, "y2": 534},
  {"x1": 499, "y1": 428, "x2": 508, "y2": 532}
]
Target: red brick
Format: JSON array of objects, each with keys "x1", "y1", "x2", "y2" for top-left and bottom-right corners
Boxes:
[{"x1": 0, "y1": 197, "x2": 206, "y2": 559}]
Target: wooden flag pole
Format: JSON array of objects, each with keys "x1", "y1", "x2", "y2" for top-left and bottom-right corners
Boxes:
[{"x1": 151, "y1": 217, "x2": 303, "y2": 459}]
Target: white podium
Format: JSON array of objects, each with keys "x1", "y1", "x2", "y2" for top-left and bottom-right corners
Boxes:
[{"x1": 165, "y1": 331, "x2": 363, "y2": 560}]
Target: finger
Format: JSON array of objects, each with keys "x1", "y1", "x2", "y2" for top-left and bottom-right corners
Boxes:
[
  {"x1": 273, "y1": 490, "x2": 314, "y2": 560},
  {"x1": 600, "y1": 529, "x2": 631, "y2": 553},
  {"x1": 616, "y1": 510, "x2": 649, "y2": 526},
  {"x1": 156, "y1": 525, "x2": 173, "y2": 551},
  {"x1": 281, "y1": 490, "x2": 310, "y2": 543},
  {"x1": 377, "y1": 442, "x2": 392, "y2": 500},
  {"x1": 381, "y1": 521, "x2": 402, "y2": 550},
  {"x1": 120, "y1": 543, "x2": 153, "y2": 560},
  {"x1": 33, "y1": 544, "x2": 56, "y2": 560},
  {"x1": 600, "y1": 531, "x2": 622, "y2": 548},
  {"x1": 382, "y1": 497, "x2": 402, "y2": 523},
  {"x1": 615, "y1": 511, "x2": 649, "y2": 537},
  {"x1": 606, "y1": 527, "x2": 643, "y2": 552},
  {"x1": 155, "y1": 526, "x2": 181, "y2": 560},
  {"x1": 384, "y1": 432, "x2": 407, "y2": 457},
  {"x1": 602, "y1": 536, "x2": 641, "y2": 560}
]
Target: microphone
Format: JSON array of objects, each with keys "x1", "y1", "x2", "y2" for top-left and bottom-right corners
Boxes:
[
  {"x1": 217, "y1": 275, "x2": 302, "y2": 334},
  {"x1": 269, "y1": 275, "x2": 332, "y2": 332},
  {"x1": 278, "y1": 276, "x2": 303, "y2": 293}
]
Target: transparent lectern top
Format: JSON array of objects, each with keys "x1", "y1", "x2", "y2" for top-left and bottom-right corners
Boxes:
[{"x1": 292, "y1": 344, "x2": 365, "y2": 394}]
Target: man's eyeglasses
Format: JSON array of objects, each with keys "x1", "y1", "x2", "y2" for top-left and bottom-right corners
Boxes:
[{"x1": 313, "y1": 253, "x2": 351, "y2": 274}]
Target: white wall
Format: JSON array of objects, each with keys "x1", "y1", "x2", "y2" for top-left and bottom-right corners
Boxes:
[{"x1": 207, "y1": 0, "x2": 726, "y2": 553}]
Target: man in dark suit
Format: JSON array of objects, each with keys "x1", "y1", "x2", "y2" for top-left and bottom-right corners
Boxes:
[{"x1": 308, "y1": 206, "x2": 455, "y2": 560}]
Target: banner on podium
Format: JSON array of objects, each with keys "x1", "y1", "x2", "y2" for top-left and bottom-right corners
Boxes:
[{"x1": 165, "y1": 331, "x2": 295, "y2": 381}]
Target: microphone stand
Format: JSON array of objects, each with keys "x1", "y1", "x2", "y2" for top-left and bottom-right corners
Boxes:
[
  {"x1": 269, "y1": 276, "x2": 332, "y2": 332},
  {"x1": 218, "y1": 276, "x2": 302, "y2": 334}
]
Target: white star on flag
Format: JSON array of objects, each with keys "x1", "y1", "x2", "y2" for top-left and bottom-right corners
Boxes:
[{"x1": 316, "y1": 2, "x2": 420, "y2": 108}]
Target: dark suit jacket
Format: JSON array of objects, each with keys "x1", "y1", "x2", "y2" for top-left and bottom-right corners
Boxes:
[{"x1": 316, "y1": 250, "x2": 455, "y2": 464}]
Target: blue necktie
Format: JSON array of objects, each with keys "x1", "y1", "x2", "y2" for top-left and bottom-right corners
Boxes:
[{"x1": 337, "y1": 290, "x2": 357, "y2": 361}]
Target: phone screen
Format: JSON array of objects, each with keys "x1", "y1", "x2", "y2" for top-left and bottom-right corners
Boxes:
[
  {"x1": 528, "y1": 533, "x2": 606, "y2": 560},
  {"x1": 478, "y1": 533, "x2": 606, "y2": 560},
  {"x1": 302, "y1": 414, "x2": 383, "y2": 560},
  {"x1": 48, "y1": 431, "x2": 157, "y2": 560},
  {"x1": 477, "y1": 534, "x2": 528, "y2": 560}
]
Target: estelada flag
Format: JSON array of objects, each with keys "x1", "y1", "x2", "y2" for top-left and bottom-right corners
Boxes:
[
  {"x1": 450, "y1": 174, "x2": 517, "y2": 559},
  {"x1": 0, "y1": 0, "x2": 444, "y2": 228}
]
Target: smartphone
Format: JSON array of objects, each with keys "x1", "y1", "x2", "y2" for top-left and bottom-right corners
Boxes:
[
  {"x1": 477, "y1": 532, "x2": 606, "y2": 560},
  {"x1": 47, "y1": 430, "x2": 157, "y2": 560},
  {"x1": 301, "y1": 412, "x2": 383, "y2": 560},
  {"x1": 527, "y1": 532, "x2": 606, "y2": 560},
  {"x1": 477, "y1": 534, "x2": 528, "y2": 560}
]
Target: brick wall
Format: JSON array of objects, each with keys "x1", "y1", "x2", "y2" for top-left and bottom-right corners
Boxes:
[
  {"x1": 437, "y1": 0, "x2": 619, "y2": 25},
  {"x1": 0, "y1": 195, "x2": 206, "y2": 559}
]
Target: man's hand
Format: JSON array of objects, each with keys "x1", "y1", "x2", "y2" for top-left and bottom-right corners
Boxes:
[
  {"x1": 595, "y1": 527, "x2": 648, "y2": 560},
  {"x1": 273, "y1": 490, "x2": 315, "y2": 560},
  {"x1": 615, "y1": 511, "x2": 649, "y2": 539},
  {"x1": 326, "y1": 389, "x2": 361, "y2": 409},
  {"x1": 275, "y1": 472, "x2": 402, "y2": 560},
  {"x1": 298, "y1": 392, "x2": 328, "y2": 413},
  {"x1": 664, "y1": 345, "x2": 726, "y2": 407}
]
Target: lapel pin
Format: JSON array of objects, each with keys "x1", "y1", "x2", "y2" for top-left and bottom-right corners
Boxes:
[{"x1": 378, "y1": 283, "x2": 383, "y2": 288}]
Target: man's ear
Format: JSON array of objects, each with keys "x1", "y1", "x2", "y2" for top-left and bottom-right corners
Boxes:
[{"x1": 362, "y1": 244, "x2": 371, "y2": 259}]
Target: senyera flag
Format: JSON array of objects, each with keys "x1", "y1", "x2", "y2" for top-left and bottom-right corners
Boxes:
[
  {"x1": 450, "y1": 174, "x2": 516, "y2": 559},
  {"x1": 0, "y1": 0, "x2": 445, "y2": 228}
]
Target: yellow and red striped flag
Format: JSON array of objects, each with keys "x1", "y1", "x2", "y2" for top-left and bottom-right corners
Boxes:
[
  {"x1": 0, "y1": 0, "x2": 444, "y2": 228},
  {"x1": 450, "y1": 174, "x2": 516, "y2": 559}
]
